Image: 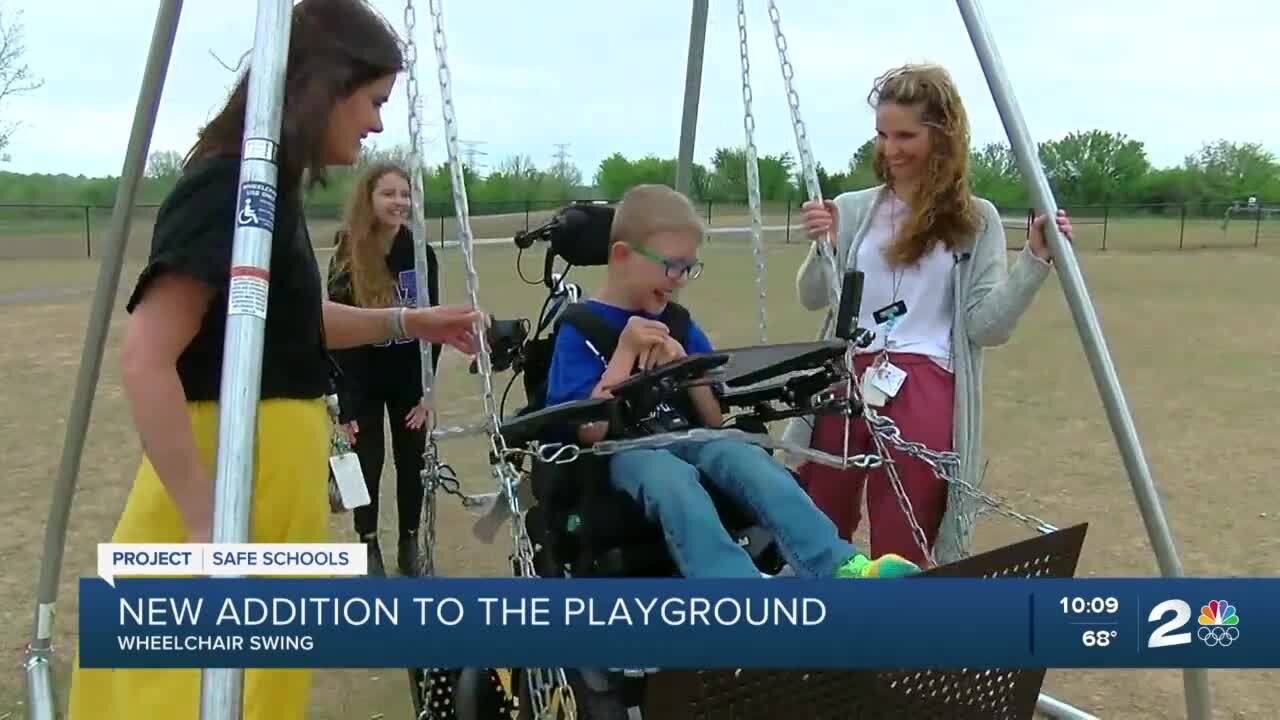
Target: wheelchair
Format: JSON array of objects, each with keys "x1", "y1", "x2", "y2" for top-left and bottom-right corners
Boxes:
[
  {"x1": 441, "y1": 209, "x2": 875, "y2": 719},
  {"x1": 438, "y1": 203, "x2": 1089, "y2": 720}
]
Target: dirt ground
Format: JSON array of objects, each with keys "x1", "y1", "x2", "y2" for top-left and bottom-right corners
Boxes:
[{"x1": 1, "y1": 232, "x2": 1277, "y2": 719}]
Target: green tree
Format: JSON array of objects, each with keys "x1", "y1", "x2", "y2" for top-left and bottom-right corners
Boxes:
[
  {"x1": 968, "y1": 142, "x2": 1026, "y2": 209},
  {"x1": 1038, "y1": 130, "x2": 1150, "y2": 205},
  {"x1": 1183, "y1": 139, "x2": 1280, "y2": 201},
  {"x1": 0, "y1": 6, "x2": 43, "y2": 162}
]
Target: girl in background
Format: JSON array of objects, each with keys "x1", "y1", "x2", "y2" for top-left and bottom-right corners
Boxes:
[{"x1": 328, "y1": 162, "x2": 441, "y2": 577}]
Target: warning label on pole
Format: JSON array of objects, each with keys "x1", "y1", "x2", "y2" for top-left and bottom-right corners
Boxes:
[{"x1": 228, "y1": 266, "x2": 270, "y2": 319}]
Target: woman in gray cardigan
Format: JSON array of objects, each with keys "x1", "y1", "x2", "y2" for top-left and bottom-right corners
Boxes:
[{"x1": 784, "y1": 63, "x2": 1073, "y2": 567}]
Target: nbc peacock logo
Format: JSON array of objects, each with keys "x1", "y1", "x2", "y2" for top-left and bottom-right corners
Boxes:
[{"x1": 1196, "y1": 600, "x2": 1240, "y2": 647}]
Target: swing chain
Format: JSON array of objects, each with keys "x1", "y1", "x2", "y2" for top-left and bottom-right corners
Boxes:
[
  {"x1": 765, "y1": 0, "x2": 841, "y2": 316},
  {"x1": 417, "y1": 440, "x2": 440, "y2": 578},
  {"x1": 842, "y1": 376, "x2": 938, "y2": 567},
  {"x1": 404, "y1": 0, "x2": 439, "y2": 419},
  {"x1": 403, "y1": 0, "x2": 423, "y2": 170},
  {"x1": 736, "y1": 0, "x2": 768, "y2": 345},
  {"x1": 766, "y1": 1, "x2": 818, "y2": 200},
  {"x1": 864, "y1": 410, "x2": 1060, "y2": 536},
  {"x1": 424, "y1": 5, "x2": 575, "y2": 716},
  {"x1": 425, "y1": 0, "x2": 503, "y2": 449},
  {"x1": 510, "y1": 427, "x2": 886, "y2": 470}
]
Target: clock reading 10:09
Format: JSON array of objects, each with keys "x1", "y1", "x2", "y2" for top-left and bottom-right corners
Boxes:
[{"x1": 1061, "y1": 596, "x2": 1120, "y2": 614}]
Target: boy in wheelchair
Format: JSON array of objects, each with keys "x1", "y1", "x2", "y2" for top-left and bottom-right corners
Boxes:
[{"x1": 544, "y1": 184, "x2": 918, "y2": 580}]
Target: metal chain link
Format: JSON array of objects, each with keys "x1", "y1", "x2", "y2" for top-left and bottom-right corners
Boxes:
[
  {"x1": 402, "y1": 16, "x2": 446, "y2": 720},
  {"x1": 403, "y1": 0, "x2": 437, "y2": 421},
  {"x1": 425, "y1": 4, "x2": 575, "y2": 717},
  {"x1": 425, "y1": 0, "x2": 502, "y2": 457},
  {"x1": 866, "y1": 411, "x2": 1059, "y2": 535},
  {"x1": 511, "y1": 426, "x2": 884, "y2": 471},
  {"x1": 765, "y1": 0, "x2": 841, "y2": 315},
  {"x1": 736, "y1": 0, "x2": 768, "y2": 345}
]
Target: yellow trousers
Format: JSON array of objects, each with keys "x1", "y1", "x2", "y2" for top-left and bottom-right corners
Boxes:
[{"x1": 68, "y1": 399, "x2": 331, "y2": 720}]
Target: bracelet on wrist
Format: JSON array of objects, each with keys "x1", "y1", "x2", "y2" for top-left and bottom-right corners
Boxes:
[{"x1": 388, "y1": 307, "x2": 408, "y2": 340}]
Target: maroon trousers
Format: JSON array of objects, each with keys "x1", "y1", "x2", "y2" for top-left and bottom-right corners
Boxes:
[{"x1": 797, "y1": 352, "x2": 955, "y2": 567}]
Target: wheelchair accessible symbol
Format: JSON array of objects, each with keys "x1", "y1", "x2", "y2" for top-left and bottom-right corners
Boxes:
[{"x1": 237, "y1": 181, "x2": 277, "y2": 232}]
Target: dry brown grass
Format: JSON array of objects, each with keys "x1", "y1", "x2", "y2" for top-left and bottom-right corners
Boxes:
[{"x1": 2, "y1": 237, "x2": 1278, "y2": 719}]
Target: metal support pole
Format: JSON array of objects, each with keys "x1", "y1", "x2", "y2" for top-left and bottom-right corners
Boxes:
[
  {"x1": 1037, "y1": 693, "x2": 1100, "y2": 720},
  {"x1": 199, "y1": 1, "x2": 292, "y2": 718},
  {"x1": 954, "y1": 2, "x2": 1212, "y2": 719},
  {"x1": 24, "y1": 3, "x2": 183, "y2": 718},
  {"x1": 674, "y1": 0, "x2": 708, "y2": 195}
]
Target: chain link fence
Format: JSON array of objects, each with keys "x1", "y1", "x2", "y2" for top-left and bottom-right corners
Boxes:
[{"x1": 1, "y1": 197, "x2": 1275, "y2": 260}]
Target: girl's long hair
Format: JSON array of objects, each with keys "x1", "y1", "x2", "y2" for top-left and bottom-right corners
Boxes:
[
  {"x1": 333, "y1": 162, "x2": 410, "y2": 308},
  {"x1": 869, "y1": 63, "x2": 980, "y2": 267}
]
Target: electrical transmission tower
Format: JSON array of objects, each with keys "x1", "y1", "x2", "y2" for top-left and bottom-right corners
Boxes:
[{"x1": 460, "y1": 139, "x2": 488, "y2": 177}]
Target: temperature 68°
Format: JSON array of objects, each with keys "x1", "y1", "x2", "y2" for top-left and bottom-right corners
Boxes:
[{"x1": 1082, "y1": 629, "x2": 1118, "y2": 647}]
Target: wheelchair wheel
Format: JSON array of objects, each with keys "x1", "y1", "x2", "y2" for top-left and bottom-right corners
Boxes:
[{"x1": 513, "y1": 668, "x2": 632, "y2": 720}]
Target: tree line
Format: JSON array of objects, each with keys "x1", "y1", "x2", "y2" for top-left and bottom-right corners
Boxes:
[{"x1": 2, "y1": 131, "x2": 1277, "y2": 220}]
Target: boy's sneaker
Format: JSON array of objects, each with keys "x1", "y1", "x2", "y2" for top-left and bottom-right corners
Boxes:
[{"x1": 834, "y1": 553, "x2": 920, "y2": 579}]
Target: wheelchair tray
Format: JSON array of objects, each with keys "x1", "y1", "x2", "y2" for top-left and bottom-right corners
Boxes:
[
  {"x1": 605, "y1": 352, "x2": 730, "y2": 397},
  {"x1": 715, "y1": 340, "x2": 847, "y2": 388},
  {"x1": 498, "y1": 397, "x2": 612, "y2": 447}
]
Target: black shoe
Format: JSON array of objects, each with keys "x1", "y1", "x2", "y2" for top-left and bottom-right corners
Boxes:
[
  {"x1": 362, "y1": 534, "x2": 385, "y2": 577},
  {"x1": 398, "y1": 533, "x2": 421, "y2": 576}
]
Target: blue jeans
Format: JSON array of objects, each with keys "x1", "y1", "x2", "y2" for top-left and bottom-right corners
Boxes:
[{"x1": 608, "y1": 438, "x2": 858, "y2": 578}]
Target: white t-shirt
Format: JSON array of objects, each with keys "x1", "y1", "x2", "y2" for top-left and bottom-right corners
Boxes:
[{"x1": 851, "y1": 193, "x2": 956, "y2": 371}]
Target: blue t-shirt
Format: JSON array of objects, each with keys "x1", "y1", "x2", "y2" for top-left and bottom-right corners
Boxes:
[{"x1": 544, "y1": 300, "x2": 714, "y2": 407}]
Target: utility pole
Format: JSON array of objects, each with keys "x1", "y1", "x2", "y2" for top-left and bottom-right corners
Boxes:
[{"x1": 459, "y1": 138, "x2": 487, "y2": 177}]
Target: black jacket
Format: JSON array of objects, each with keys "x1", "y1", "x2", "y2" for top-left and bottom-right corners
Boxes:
[{"x1": 327, "y1": 226, "x2": 441, "y2": 422}]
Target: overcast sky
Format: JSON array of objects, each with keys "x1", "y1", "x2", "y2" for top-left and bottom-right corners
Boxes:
[{"x1": 4, "y1": 0, "x2": 1278, "y2": 180}]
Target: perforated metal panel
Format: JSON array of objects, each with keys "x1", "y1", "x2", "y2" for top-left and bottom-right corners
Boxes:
[{"x1": 642, "y1": 524, "x2": 1089, "y2": 720}]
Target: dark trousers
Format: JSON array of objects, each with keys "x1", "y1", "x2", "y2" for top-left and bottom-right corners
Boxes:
[{"x1": 350, "y1": 387, "x2": 426, "y2": 539}]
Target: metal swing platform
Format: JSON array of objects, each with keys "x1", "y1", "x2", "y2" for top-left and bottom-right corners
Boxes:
[{"x1": 642, "y1": 523, "x2": 1089, "y2": 720}]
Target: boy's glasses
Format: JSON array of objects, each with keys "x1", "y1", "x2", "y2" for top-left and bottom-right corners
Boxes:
[{"x1": 628, "y1": 243, "x2": 704, "y2": 281}]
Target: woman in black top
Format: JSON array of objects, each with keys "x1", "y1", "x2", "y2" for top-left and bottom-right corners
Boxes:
[
  {"x1": 327, "y1": 162, "x2": 441, "y2": 577},
  {"x1": 68, "y1": 2, "x2": 481, "y2": 718}
]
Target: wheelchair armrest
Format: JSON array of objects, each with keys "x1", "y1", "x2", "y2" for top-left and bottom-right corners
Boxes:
[{"x1": 499, "y1": 397, "x2": 614, "y2": 447}]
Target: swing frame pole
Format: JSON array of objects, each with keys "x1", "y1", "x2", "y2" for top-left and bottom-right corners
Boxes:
[
  {"x1": 674, "y1": 0, "x2": 709, "y2": 195},
  {"x1": 24, "y1": 2, "x2": 184, "y2": 718},
  {"x1": 954, "y1": 0, "x2": 1212, "y2": 718},
  {"x1": 199, "y1": 1, "x2": 293, "y2": 718}
]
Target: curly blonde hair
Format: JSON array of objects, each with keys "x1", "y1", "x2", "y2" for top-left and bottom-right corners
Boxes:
[
  {"x1": 868, "y1": 63, "x2": 979, "y2": 267},
  {"x1": 333, "y1": 162, "x2": 410, "y2": 308}
]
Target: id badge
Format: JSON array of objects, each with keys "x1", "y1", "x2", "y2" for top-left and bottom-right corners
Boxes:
[
  {"x1": 329, "y1": 452, "x2": 371, "y2": 510},
  {"x1": 860, "y1": 372, "x2": 888, "y2": 407},
  {"x1": 869, "y1": 361, "x2": 907, "y2": 398},
  {"x1": 873, "y1": 300, "x2": 907, "y2": 326}
]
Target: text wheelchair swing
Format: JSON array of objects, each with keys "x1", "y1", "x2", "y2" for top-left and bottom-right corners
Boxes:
[{"x1": 402, "y1": 2, "x2": 1092, "y2": 719}]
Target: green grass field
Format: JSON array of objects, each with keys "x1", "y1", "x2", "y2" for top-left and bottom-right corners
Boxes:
[{"x1": 3, "y1": 229, "x2": 1278, "y2": 718}]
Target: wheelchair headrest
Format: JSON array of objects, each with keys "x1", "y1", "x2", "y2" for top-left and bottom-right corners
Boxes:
[{"x1": 515, "y1": 202, "x2": 614, "y2": 267}]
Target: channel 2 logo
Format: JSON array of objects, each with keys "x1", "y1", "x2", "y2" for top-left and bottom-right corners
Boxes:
[{"x1": 1147, "y1": 599, "x2": 1241, "y2": 648}]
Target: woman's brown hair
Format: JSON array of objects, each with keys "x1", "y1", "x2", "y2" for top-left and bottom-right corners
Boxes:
[
  {"x1": 333, "y1": 162, "x2": 410, "y2": 308},
  {"x1": 184, "y1": 0, "x2": 404, "y2": 190},
  {"x1": 869, "y1": 63, "x2": 980, "y2": 267}
]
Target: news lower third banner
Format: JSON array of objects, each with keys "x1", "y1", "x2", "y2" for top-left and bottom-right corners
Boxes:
[{"x1": 79, "y1": 574, "x2": 1278, "y2": 670}]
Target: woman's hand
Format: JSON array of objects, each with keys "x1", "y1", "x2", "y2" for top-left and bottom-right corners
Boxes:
[
  {"x1": 1028, "y1": 209, "x2": 1074, "y2": 262},
  {"x1": 404, "y1": 399, "x2": 431, "y2": 430},
  {"x1": 403, "y1": 305, "x2": 487, "y2": 354},
  {"x1": 802, "y1": 199, "x2": 839, "y2": 249}
]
